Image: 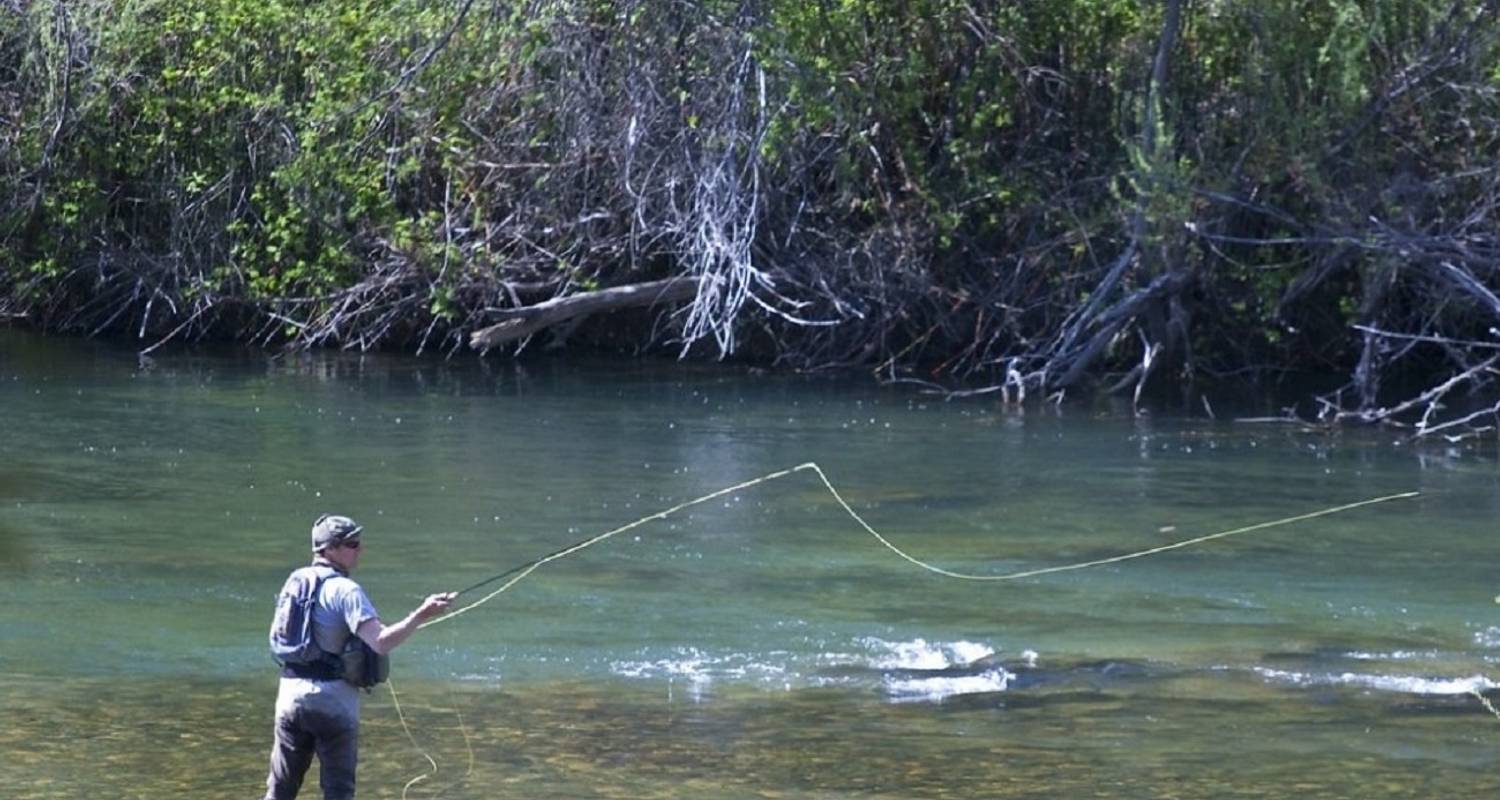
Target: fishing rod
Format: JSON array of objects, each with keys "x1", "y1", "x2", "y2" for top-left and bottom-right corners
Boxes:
[
  {"x1": 423, "y1": 463, "x2": 816, "y2": 627},
  {"x1": 455, "y1": 542, "x2": 580, "y2": 598},
  {"x1": 451, "y1": 467, "x2": 816, "y2": 598}
]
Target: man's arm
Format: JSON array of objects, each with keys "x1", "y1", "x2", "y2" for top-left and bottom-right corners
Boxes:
[{"x1": 355, "y1": 593, "x2": 456, "y2": 655}]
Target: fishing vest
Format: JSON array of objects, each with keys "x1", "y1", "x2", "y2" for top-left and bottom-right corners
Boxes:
[{"x1": 269, "y1": 564, "x2": 389, "y2": 689}]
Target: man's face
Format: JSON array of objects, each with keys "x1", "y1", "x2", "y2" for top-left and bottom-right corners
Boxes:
[{"x1": 326, "y1": 537, "x2": 362, "y2": 571}]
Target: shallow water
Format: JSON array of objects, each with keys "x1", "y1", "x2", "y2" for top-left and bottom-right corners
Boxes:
[{"x1": 2, "y1": 329, "x2": 1499, "y2": 798}]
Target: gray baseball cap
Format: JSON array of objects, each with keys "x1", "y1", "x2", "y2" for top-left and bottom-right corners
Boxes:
[{"x1": 312, "y1": 514, "x2": 364, "y2": 552}]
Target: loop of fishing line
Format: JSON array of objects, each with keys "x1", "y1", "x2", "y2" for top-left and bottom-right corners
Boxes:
[
  {"x1": 388, "y1": 674, "x2": 477, "y2": 800},
  {"x1": 386, "y1": 676, "x2": 436, "y2": 800},
  {"x1": 423, "y1": 461, "x2": 1420, "y2": 628}
]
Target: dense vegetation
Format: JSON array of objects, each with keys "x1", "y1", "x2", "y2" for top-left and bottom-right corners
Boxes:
[{"x1": 2, "y1": 0, "x2": 1498, "y2": 426}]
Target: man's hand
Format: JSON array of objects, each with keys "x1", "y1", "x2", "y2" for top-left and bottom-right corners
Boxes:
[{"x1": 416, "y1": 592, "x2": 457, "y2": 621}]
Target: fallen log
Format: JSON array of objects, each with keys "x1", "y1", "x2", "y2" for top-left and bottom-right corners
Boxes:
[{"x1": 469, "y1": 276, "x2": 700, "y2": 350}]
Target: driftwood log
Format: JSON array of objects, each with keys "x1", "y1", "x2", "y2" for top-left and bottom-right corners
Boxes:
[{"x1": 469, "y1": 276, "x2": 701, "y2": 350}]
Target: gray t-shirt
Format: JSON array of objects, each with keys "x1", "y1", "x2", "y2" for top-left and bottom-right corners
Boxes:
[{"x1": 311, "y1": 568, "x2": 380, "y2": 657}]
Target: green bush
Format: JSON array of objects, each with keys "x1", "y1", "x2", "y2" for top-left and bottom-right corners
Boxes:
[{"x1": 2, "y1": 0, "x2": 1496, "y2": 403}]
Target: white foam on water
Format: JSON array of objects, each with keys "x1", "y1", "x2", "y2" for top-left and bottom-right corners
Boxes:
[
  {"x1": 859, "y1": 637, "x2": 996, "y2": 670},
  {"x1": 1343, "y1": 650, "x2": 1439, "y2": 661},
  {"x1": 858, "y1": 637, "x2": 1018, "y2": 703},
  {"x1": 1474, "y1": 626, "x2": 1500, "y2": 648},
  {"x1": 609, "y1": 647, "x2": 788, "y2": 685},
  {"x1": 605, "y1": 637, "x2": 1024, "y2": 702},
  {"x1": 453, "y1": 673, "x2": 503, "y2": 684},
  {"x1": 884, "y1": 670, "x2": 1012, "y2": 703},
  {"x1": 1252, "y1": 666, "x2": 1499, "y2": 696}
]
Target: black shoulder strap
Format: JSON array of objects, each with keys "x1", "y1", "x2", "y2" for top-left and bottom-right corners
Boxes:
[
  {"x1": 280, "y1": 565, "x2": 345, "y2": 681},
  {"x1": 302, "y1": 563, "x2": 341, "y2": 602}
]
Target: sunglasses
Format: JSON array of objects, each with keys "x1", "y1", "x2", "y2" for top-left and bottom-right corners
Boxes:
[{"x1": 337, "y1": 538, "x2": 362, "y2": 550}]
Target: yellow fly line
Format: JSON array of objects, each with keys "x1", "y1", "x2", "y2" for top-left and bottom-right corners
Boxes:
[
  {"x1": 1473, "y1": 688, "x2": 1500, "y2": 721},
  {"x1": 422, "y1": 461, "x2": 1420, "y2": 629},
  {"x1": 388, "y1": 675, "x2": 476, "y2": 800}
]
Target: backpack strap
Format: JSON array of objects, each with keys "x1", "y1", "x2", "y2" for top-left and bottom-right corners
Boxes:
[{"x1": 278, "y1": 565, "x2": 343, "y2": 680}]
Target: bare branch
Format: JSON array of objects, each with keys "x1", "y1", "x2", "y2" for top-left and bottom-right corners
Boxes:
[{"x1": 470, "y1": 276, "x2": 699, "y2": 350}]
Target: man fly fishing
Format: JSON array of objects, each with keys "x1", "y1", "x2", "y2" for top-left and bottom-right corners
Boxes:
[{"x1": 263, "y1": 514, "x2": 455, "y2": 800}]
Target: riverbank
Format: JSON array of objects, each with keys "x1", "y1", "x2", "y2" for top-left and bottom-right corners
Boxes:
[{"x1": 5, "y1": 1, "x2": 1498, "y2": 424}]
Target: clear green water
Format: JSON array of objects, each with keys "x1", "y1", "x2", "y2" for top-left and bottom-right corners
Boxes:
[{"x1": 2, "y1": 329, "x2": 1498, "y2": 798}]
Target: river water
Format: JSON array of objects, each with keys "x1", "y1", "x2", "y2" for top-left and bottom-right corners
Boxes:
[{"x1": 2, "y1": 329, "x2": 1498, "y2": 798}]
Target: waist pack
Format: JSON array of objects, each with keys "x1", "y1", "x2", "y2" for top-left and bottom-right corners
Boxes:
[{"x1": 338, "y1": 637, "x2": 390, "y2": 689}]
